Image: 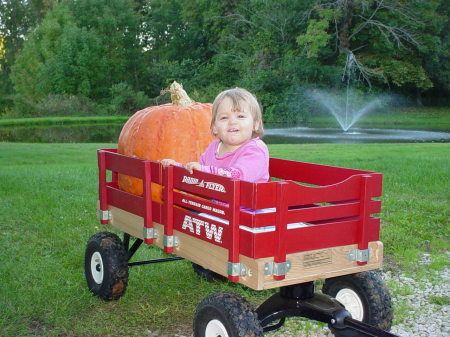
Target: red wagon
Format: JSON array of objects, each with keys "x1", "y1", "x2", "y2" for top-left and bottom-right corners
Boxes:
[{"x1": 85, "y1": 148, "x2": 397, "y2": 337}]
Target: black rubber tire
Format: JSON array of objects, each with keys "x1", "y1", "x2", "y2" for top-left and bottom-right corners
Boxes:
[
  {"x1": 193, "y1": 292, "x2": 263, "y2": 337},
  {"x1": 322, "y1": 271, "x2": 393, "y2": 337},
  {"x1": 192, "y1": 263, "x2": 227, "y2": 282},
  {"x1": 84, "y1": 232, "x2": 129, "y2": 301}
]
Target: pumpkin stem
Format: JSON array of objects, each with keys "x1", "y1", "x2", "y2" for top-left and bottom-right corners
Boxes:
[{"x1": 161, "y1": 81, "x2": 193, "y2": 107}]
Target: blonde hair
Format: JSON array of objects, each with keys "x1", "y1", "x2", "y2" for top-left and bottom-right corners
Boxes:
[{"x1": 211, "y1": 87, "x2": 264, "y2": 138}]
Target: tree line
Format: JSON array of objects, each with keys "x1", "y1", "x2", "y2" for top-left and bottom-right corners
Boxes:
[{"x1": 0, "y1": 0, "x2": 448, "y2": 122}]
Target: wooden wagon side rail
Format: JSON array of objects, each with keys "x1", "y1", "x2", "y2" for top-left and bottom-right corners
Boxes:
[{"x1": 98, "y1": 149, "x2": 163, "y2": 245}]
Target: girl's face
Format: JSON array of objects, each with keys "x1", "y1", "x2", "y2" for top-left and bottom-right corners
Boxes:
[{"x1": 212, "y1": 97, "x2": 257, "y2": 152}]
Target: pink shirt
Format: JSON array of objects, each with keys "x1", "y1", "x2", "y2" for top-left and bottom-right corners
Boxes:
[{"x1": 199, "y1": 138, "x2": 269, "y2": 183}]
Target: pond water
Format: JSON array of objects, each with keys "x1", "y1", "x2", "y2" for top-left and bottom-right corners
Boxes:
[
  {"x1": 0, "y1": 123, "x2": 449, "y2": 144},
  {"x1": 265, "y1": 126, "x2": 450, "y2": 144}
]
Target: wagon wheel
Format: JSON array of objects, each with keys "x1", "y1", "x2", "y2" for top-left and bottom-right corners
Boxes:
[
  {"x1": 84, "y1": 232, "x2": 129, "y2": 301},
  {"x1": 193, "y1": 292, "x2": 263, "y2": 337},
  {"x1": 322, "y1": 271, "x2": 393, "y2": 337},
  {"x1": 192, "y1": 263, "x2": 227, "y2": 282}
]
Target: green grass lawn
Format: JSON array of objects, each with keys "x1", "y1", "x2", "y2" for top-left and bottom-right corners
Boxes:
[
  {"x1": 0, "y1": 115, "x2": 129, "y2": 127},
  {"x1": 0, "y1": 142, "x2": 448, "y2": 336}
]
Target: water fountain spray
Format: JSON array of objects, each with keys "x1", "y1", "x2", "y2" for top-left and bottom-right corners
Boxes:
[{"x1": 310, "y1": 52, "x2": 382, "y2": 132}]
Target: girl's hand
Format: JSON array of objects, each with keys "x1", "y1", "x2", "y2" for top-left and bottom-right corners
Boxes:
[
  {"x1": 185, "y1": 162, "x2": 201, "y2": 174},
  {"x1": 160, "y1": 158, "x2": 177, "y2": 167}
]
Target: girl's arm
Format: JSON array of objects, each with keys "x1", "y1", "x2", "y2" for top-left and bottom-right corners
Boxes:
[
  {"x1": 185, "y1": 162, "x2": 201, "y2": 174},
  {"x1": 160, "y1": 159, "x2": 183, "y2": 168}
]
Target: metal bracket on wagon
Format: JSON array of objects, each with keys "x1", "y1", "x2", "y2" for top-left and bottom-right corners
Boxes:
[
  {"x1": 348, "y1": 248, "x2": 371, "y2": 262},
  {"x1": 97, "y1": 209, "x2": 111, "y2": 221},
  {"x1": 227, "y1": 262, "x2": 248, "y2": 277},
  {"x1": 143, "y1": 227, "x2": 158, "y2": 240},
  {"x1": 163, "y1": 235, "x2": 179, "y2": 248},
  {"x1": 264, "y1": 261, "x2": 292, "y2": 276}
]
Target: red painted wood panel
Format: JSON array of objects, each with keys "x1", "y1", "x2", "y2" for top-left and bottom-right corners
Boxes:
[
  {"x1": 173, "y1": 191, "x2": 230, "y2": 219},
  {"x1": 171, "y1": 166, "x2": 236, "y2": 203},
  {"x1": 172, "y1": 207, "x2": 230, "y2": 248}
]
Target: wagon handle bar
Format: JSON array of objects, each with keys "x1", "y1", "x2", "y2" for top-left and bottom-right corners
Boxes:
[{"x1": 337, "y1": 316, "x2": 400, "y2": 337}]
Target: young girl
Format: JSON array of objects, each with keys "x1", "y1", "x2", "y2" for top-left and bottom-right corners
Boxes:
[{"x1": 161, "y1": 87, "x2": 269, "y2": 183}]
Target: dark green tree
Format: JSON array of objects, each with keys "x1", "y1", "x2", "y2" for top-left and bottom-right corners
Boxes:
[
  {"x1": 3, "y1": 0, "x2": 448, "y2": 119},
  {"x1": 211, "y1": 0, "x2": 327, "y2": 121},
  {"x1": 296, "y1": 0, "x2": 441, "y2": 100},
  {"x1": 0, "y1": 0, "x2": 56, "y2": 115},
  {"x1": 11, "y1": 0, "x2": 146, "y2": 116},
  {"x1": 138, "y1": 0, "x2": 243, "y2": 98},
  {"x1": 418, "y1": 0, "x2": 449, "y2": 104}
]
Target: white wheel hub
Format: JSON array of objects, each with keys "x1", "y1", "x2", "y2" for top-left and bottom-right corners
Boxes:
[
  {"x1": 205, "y1": 319, "x2": 229, "y2": 337},
  {"x1": 90, "y1": 251, "x2": 104, "y2": 284},
  {"x1": 335, "y1": 288, "x2": 364, "y2": 321}
]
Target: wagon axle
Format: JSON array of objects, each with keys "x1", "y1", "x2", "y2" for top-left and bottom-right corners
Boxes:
[
  {"x1": 257, "y1": 282, "x2": 399, "y2": 337},
  {"x1": 123, "y1": 234, "x2": 184, "y2": 267}
]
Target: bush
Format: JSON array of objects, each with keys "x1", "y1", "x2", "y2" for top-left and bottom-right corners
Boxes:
[
  {"x1": 9, "y1": 94, "x2": 103, "y2": 117},
  {"x1": 108, "y1": 82, "x2": 152, "y2": 115},
  {"x1": 38, "y1": 94, "x2": 102, "y2": 116},
  {"x1": 259, "y1": 85, "x2": 319, "y2": 124},
  {"x1": 188, "y1": 83, "x2": 228, "y2": 104}
]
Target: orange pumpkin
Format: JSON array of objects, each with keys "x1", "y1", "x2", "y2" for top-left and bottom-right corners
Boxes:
[{"x1": 118, "y1": 81, "x2": 214, "y2": 202}]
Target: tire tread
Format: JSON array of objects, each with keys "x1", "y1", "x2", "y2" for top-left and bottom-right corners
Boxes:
[
  {"x1": 84, "y1": 232, "x2": 129, "y2": 301},
  {"x1": 322, "y1": 271, "x2": 393, "y2": 335},
  {"x1": 194, "y1": 292, "x2": 263, "y2": 337}
]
